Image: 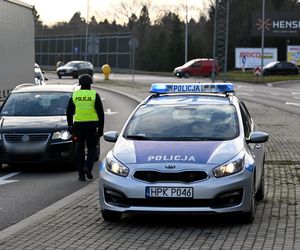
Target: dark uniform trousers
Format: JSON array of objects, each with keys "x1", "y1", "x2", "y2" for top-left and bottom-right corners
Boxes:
[{"x1": 74, "y1": 124, "x2": 99, "y2": 178}]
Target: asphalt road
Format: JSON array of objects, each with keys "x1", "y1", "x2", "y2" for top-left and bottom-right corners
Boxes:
[{"x1": 0, "y1": 83, "x2": 139, "y2": 231}]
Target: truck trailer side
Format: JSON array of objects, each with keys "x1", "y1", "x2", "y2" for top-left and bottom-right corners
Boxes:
[{"x1": 0, "y1": 0, "x2": 34, "y2": 100}]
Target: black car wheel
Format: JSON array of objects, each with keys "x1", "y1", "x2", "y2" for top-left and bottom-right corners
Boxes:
[
  {"x1": 240, "y1": 176, "x2": 256, "y2": 223},
  {"x1": 101, "y1": 210, "x2": 122, "y2": 221},
  {"x1": 183, "y1": 72, "x2": 191, "y2": 78},
  {"x1": 72, "y1": 72, "x2": 79, "y2": 79},
  {"x1": 255, "y1": 158, "x2": 265, "y2": 201},
  {"x1": 58, "y1": 74, "x2": 62, "y2": 79}
]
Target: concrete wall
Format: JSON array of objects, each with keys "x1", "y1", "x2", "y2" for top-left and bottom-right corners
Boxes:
[{"x1": 0, "y1": 0, "x2": 34, "y2": 99}]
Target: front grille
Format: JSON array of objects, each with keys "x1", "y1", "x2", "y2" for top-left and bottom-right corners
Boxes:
[
  {"x1": 133, "y1": 171, "x2": 208, "y2": 183},
  {"x1": 127, "y1": 198, "x2": 213, "y2": 207},
  {"x1": 4, "y1": 133, "x2": 50, "y2": 143}
]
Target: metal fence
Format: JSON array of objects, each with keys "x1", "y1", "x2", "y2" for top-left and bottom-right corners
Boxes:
[{"x1": 35, "y1": 32, "x2": 132, "y2": 69}]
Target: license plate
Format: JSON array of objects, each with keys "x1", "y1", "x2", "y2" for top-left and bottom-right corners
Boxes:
[
  {"x1": 146, "y1": 187, "x2": 193, "y2": 198},
  {"x1": 7, "y1": 144, "x2": 45, "y2": 153}
]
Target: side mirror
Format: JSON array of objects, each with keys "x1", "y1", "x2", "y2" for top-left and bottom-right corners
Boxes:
[
  {"x1": 247, "y1": 131, "x2": 269, "y2": 144},
  {"x1": 104, "y1": 131, "x2": 118, "y2": 142}
]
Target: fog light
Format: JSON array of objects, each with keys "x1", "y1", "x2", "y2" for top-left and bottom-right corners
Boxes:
[
  {"x1": 104, "y1": 188, "x2": 128, "y2": 207},
  {"x1": 212, "y1": 189, "x2": 243, "y2": 208}
]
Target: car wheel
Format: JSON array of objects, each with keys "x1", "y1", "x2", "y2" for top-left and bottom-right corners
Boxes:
[
  {"x1": 255, "y1": 158, "x2": 265, "y2": 201},
  {"x1": 58, "y1": 74, "x2": 62, "y2": 79},
  {"x1": 101, "y1": 210, "x2": 122, "y2": 221},
  {"x1": 72, "y1": 72, "x2": 79, "y2": 79},
  {"x1": 183, "y1": 72, "x2": 191, "y2": 78},
  {"x1": 88, "y1": 70, "x2": 93, "y2": 77},
  {"x1": 240, "y1": 177, "x2": 256, "y2": 223}
]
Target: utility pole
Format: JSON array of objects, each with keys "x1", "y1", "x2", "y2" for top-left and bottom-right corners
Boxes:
[
  {"x1": 261, "y1": 0, "x2": 265, "y2": 78},
  {"x1": 212, "y1": 0, "x2": 218, "y2": 83},
  {"x1": 85, "y1": 0, "x2": 90, "y2": 61},
  {"x1": 185, "y1": 0, "x2": 188, "y2": 63}
]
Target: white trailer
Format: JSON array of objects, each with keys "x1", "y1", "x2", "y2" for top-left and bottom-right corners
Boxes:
[{"x1": 0, "y1": 0, "x2": 34, "y2": 99}]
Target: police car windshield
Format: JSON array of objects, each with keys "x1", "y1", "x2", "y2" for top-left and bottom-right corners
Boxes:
[
  {"x1": 125, "y1": 104, "x2": 239, "y2": 141},
  {"x1": 1, "y1": 92, "x2": 71, "y2": 116}
]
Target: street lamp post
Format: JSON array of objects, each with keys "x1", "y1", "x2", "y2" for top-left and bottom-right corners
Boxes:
[
  {"x1": 212, "y1": 0, "x2": 218, "y2": 83},
  {"x1": 85, "y1": 0, "x2": 90, "y2": 61},
  {"x1": 185, "y1": 0, "x2": 188, "y2": 63}
]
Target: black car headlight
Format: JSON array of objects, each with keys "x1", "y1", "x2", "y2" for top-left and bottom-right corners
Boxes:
[
  {"x1": 52, "y1": 130, "x2": 72, "y2": 140},
  {"x1": 213, "y1": 155, "x2": 245, "y2": 178},
  {"x1": 106, "y1": 156, "x2": 129, "y2": 177}
]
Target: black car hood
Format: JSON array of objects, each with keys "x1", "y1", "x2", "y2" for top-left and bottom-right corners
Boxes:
[{"x1": 0, "y1": 116, "x2": 67, "y2": 133}]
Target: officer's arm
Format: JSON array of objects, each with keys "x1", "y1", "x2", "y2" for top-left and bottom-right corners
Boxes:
[
  {"x1": 95, "y1": 93, "x2": 104, "y2": 136},
  {"x1": 66, "y1": 97, "x2": 75, "y2": 127}
]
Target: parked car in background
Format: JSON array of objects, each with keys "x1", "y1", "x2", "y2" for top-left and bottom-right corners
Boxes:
[
  {"x1": 262, "y1": 61, "x2": 299, "y2": 76},
  {"x1": 56, "y1": 61, "x2": 93, "y2": 79},
  {"x1": 174, "y1": 59, "x2": 219, "y2": 78},
  {"x1": 34, "y1": 64, "x2": 47, "y2": 85}
]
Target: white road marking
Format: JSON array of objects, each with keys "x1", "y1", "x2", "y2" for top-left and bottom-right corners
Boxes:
[
  {"x1": 291, "y1": 92, "x2": 300, "y2": 95},
  {"x1": 286, "y1": 102, "x2": 300, "y2": 107},
  {"x1": 270, "y1": 93, "x2": 279, "y2": 96},
  {"x1": 238, "y1": 93, "x2": 253, "y2": 97},
  {"x1": 293, "y1": 97, "x2": 300, "y2": 100},
  {"x1": 0, "y1": 172, "x2": 21, "y2": 186},
  {"x1": 105, "y1": 109, "x2": 118, "y2": 115}
]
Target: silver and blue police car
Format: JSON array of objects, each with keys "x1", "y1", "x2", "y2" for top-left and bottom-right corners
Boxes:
[{"x1": 99, "y1": 83, "x2": 269, "y2": 223}]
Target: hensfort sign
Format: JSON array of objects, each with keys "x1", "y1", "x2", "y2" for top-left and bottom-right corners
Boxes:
[{"x1": 252, "y1": 12, "x2": 300, "y2": 37}]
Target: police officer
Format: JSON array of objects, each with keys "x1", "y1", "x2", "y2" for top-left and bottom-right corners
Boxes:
[{"x1": 67, "y1": 74, "x2": 104, "y2": 181}]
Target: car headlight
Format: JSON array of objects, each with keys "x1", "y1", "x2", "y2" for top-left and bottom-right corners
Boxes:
[
  {"x1": 52, "y1": 130, "x2": 72, "y2": 140},
  {"x1": 213, "y1": 157, "x2": 244, "y2": 178},
  {"x1": 106, "y1": 157, "x2": 129, "y2": 177}
]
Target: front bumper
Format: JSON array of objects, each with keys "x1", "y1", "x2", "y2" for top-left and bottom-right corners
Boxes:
[
  {"x1": 0, "y1": 141, "x2": 75, "y2": 164},
  {"x1": 57, "y1": 70, "x2": 74, "y2": 77},
  {"x1": 99, "y1": 165, "x2": 253, "y2": 214}
]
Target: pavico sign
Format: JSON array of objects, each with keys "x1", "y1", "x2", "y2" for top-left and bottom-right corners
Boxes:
[
  {"x1": 235, "y1": 48, "x2": 277, "y2": 69},
  {"x1": 252, "y1": 12, "x2": 300, "y2": 37}
]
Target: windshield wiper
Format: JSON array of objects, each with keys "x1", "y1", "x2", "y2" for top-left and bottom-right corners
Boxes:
[{"x1": 126, "y1": 135, "x2": 151, "y2": 140}]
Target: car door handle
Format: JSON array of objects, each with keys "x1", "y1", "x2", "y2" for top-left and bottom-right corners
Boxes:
[{"x1": 255, "y1": 144, "x2": 261, "y2": 149}]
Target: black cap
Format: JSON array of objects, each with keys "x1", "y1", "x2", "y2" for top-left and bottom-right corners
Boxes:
[{"x1": 79, "y1": 74, "x2": 93, "y2": 86}]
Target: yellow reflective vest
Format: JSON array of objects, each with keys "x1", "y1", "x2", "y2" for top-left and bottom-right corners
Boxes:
[{"x1": 72, "y1": 90, "x2": 99, "y2": 122}]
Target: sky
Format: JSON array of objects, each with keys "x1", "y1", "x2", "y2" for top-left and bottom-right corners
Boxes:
[{"x1": 20, "y1": 0, "x2": 210, "y2": 25}]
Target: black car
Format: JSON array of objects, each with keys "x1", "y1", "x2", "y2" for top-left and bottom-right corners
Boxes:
[
  {"x1": 0, "y1": 84, "x2": 79, "y2": 167},
  {"x1": 56, "y1": 61, "x2": 93, "y2": 79},
  {"x1": 263, "y1": 61, "x2": 299, "y2": 76}
]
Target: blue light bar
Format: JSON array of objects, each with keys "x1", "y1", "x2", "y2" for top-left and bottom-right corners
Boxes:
[{"x1": 150, "y1": 83, "x2": 234, "y2": 94}]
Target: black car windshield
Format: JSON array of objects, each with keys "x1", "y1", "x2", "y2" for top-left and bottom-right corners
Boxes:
[
  {"x1": 124, "y1": 104, "x2": 239, "y2": 141},
  {"x1": 65, "y1": 62, "x2": 79, "y2": 67},
  {"x1": 1, "y1": 92, "x2": 71, "y2": 116}
]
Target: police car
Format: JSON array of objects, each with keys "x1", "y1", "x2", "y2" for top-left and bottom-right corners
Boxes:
[{"x1": 99, "y1": 83, "x2": 269, "y2": 223}]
